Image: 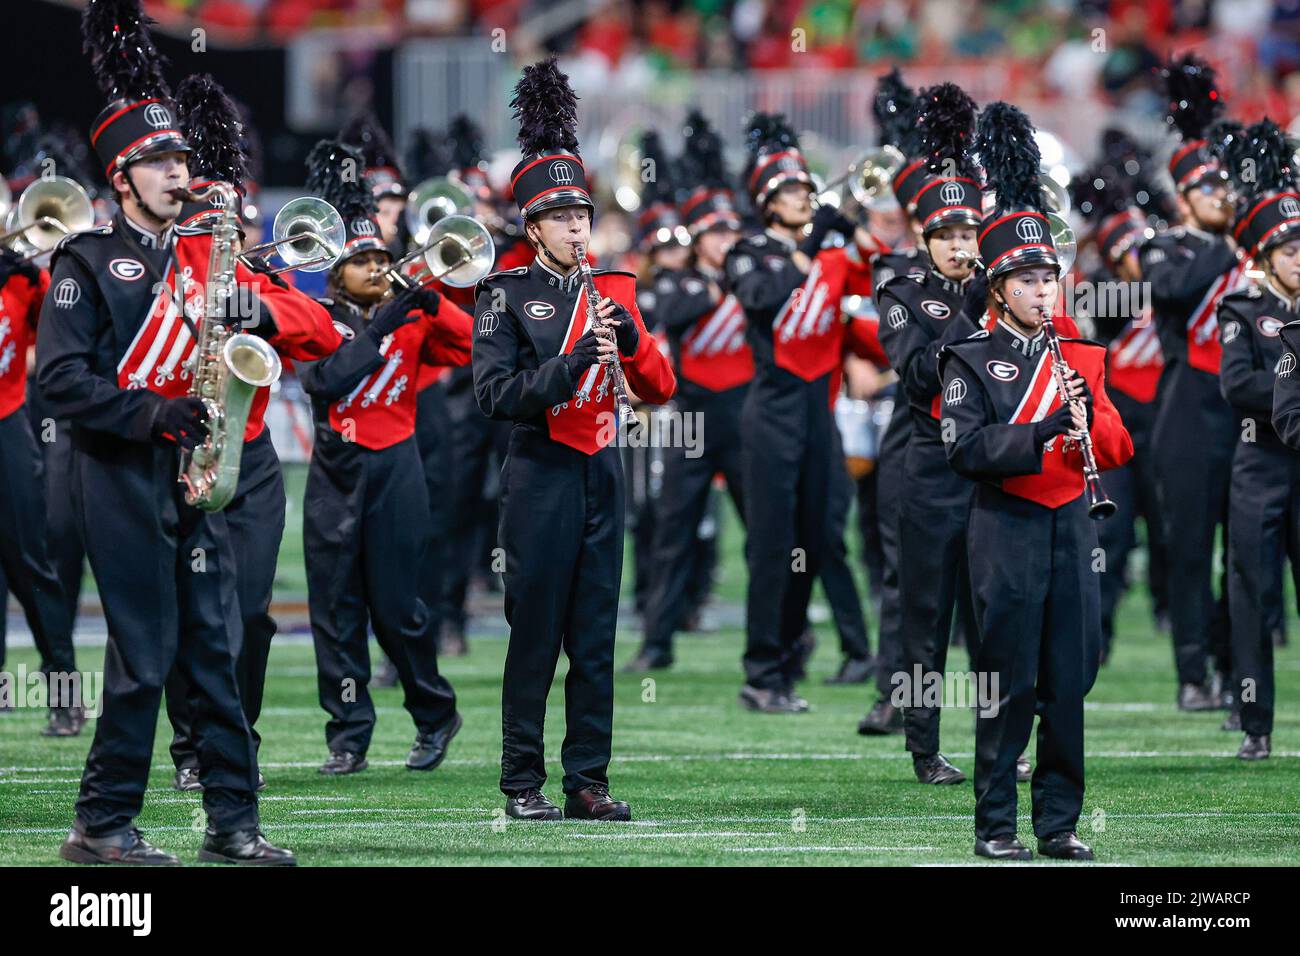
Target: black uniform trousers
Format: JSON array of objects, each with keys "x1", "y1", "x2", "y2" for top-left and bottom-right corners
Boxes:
[
  {"x1": 0, "y1": 407, "x2": 76, "y2": 682},
  {"x1": 29, "y1": 392, "x2": 87, "y2": 631},
  {"x1": 1097, "y1": 391, "x2": 1168, "y2": 650},
  {"x1": 741, "y1": 374, "x2": 834, "y2": 691},
  {"x1": 498, "y1": 428, "x2": 623, "y2": 795},
  {"x1": 898, "y1": 429, "x2": 979, "y2": 755},
  {"x1": 1151, "y1": 363, "x2": 1233, "y2": 685},
  {"x1": 305, "y1": 435, "x2": 457, "y2": 755},
  {"x1": 443, "y1": 372, "x2": 511, "y2": 636},
  {"x1": 968, "y1": 488, "x2": 1100, "y2": 842},
  {"x1": 416, "y1": 381, "x2": 452, "y2": 640},
  {"x1": 820, "y1": 424, "x2": 872, "y2": 661},
  {"x1": 71, "y1": 434, "x2": 258, "y2": 837},
  {"x1": 165, "y1": 430, "x2": 285, "y2": 768},
  {"x1": 642, "y1": 384, "x2": 747, "y2": 662},
  {"x1": 871, "y1": 404, "x2": 910, "y2": 697},
  {"x1": 1227, "y1": 436, "x2": 1300, "y2": 737}
]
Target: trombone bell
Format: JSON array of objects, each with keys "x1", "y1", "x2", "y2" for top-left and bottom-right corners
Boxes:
[
  {"x1": 405, "y1": 177, "x2": 474, "y2": 246},
  {"x1": 249, "y1": 197, "x2": 345, "y2": 273},
  {"x1": 0, "y1": 177, "x2": 94, "y2": 254},
  {"x1": 412, "y1": 214, "x2": 495, "y2": 289}
]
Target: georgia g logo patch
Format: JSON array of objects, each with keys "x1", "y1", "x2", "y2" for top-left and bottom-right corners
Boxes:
[
  {"x1": 987, "y1": 360, "x2": 1019, "y2": 381},
  {"x1": 1258, "y1": 316, "x2": 1283, "y2": 337},
  {"x1": 109, "y1": 258, "x2": 145, "y2": 282},
  {"x1": 920, "y1": 299, "x2": 951, "y2": 320},
  {"x1": 523, "y1": 300, "x2": 556, "y2": 320}
]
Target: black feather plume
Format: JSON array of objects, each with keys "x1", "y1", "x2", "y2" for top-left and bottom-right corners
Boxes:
[
  {"x1": 176, "y1": 74, "x2": 249, "y2": 189},
  {"x1": 917, "y1": 83, "x2": 978, "y2": 178},
  {"x1": 1206, "y1": 118, "x2": 1248, "y2": 192},
  {"x1": 872, "y1": 68, "x2": 919, "y2": 155},
  {"x1": 1099, "y1": 127, "x2": 1173, "y2": 223},
  {"x1": 81, "y1": 0, "x2": 172, "y2": 103},
  {"x1": 511, "y1": 57, "x2": 580, "y2": 158},
  {"x1": 446, "y1": 114, "x2": 487, "y2": 170},
  {"x1": 305, "y1": 139, "x2": 376, "y2": 219},
  {"x1": 1162, "y1": 53, "x2": 1225, "y2": 142},
  {"x1": 639, "y1": 129, "x2": 676, "y2": 207},
  {"x1": 1242, "y1": 119, "x2": 1298, "y2": 199},
  {"x1": 1072, "y1": 163, "x2": 1134, "y2": 225},
  {"x1": 404, "y1": 127, "x2": 450, "y2": 182},
  {"x1": 742, "y1": 112, "x2": 800, "y2": 187},
  {"x1": 340, "y1": 111, "x2": 400, "y2": 173},
  {"x1": 976, "y1": 101, "x2": 1044, "y2": 214},
  {"x1": 680, "y1": 109, "x2": 729, "y2": 190}
]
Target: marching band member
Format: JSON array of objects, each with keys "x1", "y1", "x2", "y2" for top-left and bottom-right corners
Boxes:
[
  {"x1": 727, "y1": 112, "x2": 879, "y2": 713},
  {"x1": 38, "y1": 0, "x2": 291, "y2": 865},
  {"x1": 939, "y1": 102, "x2": 1133, "y2": 860},
  {"x1": 629, "y1": 114, "x2": 750, "y2": 673},
  {"x1": 162, "y1": 74, "x2": 343, "y2": 792},
  {"x1": 297, "y1": 140, "x2": 468, "y2": 777},
  {"x1": 1142, "y1": 55, "x2": 1243, "y2": 711},
  {"x1": 472, "y1": 58, "x2": 675, "y2": 820},
  {"x1": 876, "y1": 83, "x2": 985, "y2": 783},
  {"x1": 1219, "y1": 120, "x2": 1300, "y2": 760}
]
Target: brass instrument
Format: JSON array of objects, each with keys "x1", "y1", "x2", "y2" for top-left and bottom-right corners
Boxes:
[
  {"x1": 952, "y1": 214, "x2": 1112, "y2": 519},
  {"x1": 405, "y1": 177, "x2": 474, "y2": 245},
  {"x1": 175, "y1": 182, "x2": 283, "y2": 511},
  {"x1": 816, "y1": 145, "x2": 905, "y2": 212},
  {"x1": 0, "y1": 177, "x2": 94, "y2": 259},
  {"x1": 573, "y1": 242, "x2": 640, "y2": 437},
  {"x1": 239, "y1": 196, "x2": 344, "y2": 274},
  {"x1": 379, "y1": 214, "x2": 495, "y2": 291}
]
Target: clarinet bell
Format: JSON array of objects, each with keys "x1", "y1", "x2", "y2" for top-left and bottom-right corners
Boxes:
[
  {"x1": 618, "y1": 400, "x2": 643, "y2": 438},
  {"x1": 1086, "y1": 479, "x2": 1117, "y2": 521}
]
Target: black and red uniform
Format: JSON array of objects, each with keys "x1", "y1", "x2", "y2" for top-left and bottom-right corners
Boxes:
[
  {"x1": 1140, "y1": 225, "x2": 1244, "y2": 690},
  {"x1": 1221, "y1": 286, "x2": 1300, "y2": 739},
  {"x1": 639, "y1": 263, "x2": 752, "y2": 664},
  {"x1": 165, "y1": 222, "x2": 343, "y2": 771},
  {"x1": 940, "y1": 322, "x2": 1133, "y2": 842},
  {"x1": 725, "y1": 229, "x2": 875, "y2": 692},
  {"x1": 297, "y1": 292, "x2": 471, "y2": 757},
  {"x1": 473, "y1": 258, "x2": 675, "y2": 795},
  {"x1": 36, "y1": 214, "x2": 266, "y2": 837},
  {"x1": 0, "y1": 261, "x2": 78, "y2": 694}
]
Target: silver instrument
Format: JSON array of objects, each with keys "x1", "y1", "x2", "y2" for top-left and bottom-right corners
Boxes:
[
  {"x1": 239, "y1": 196, "x2": 345, "y2": 274},
  {"x1": 573, "y1": 242, "x2": 640, "y2": 437}
]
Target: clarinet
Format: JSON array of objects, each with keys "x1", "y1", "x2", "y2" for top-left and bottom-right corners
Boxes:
[
  {"x1": 1041, "y1": 311, "x2": 1116, "y2": 521},
  {"x1": 572, "y1": 243, "x2": 642, "y2": 437}
]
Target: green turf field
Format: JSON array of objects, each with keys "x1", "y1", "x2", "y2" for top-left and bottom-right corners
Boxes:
[{"x1": 2, "y1": 467, "x2": 1297, "y2": 866}]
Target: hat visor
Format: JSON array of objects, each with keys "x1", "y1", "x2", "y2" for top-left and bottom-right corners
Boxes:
[
  {"x1": 922, "y1": 209, "x2": 982, "y2": 235},
  {"x1": 988, "y1": 246, "x2": 1060, "y2": 280},
  {"x1": 123, "y1": 134, "x2": 193, "y2": 166},
  {"x1": 524, "y1": 190, "x2": 594, "y2": 219}
]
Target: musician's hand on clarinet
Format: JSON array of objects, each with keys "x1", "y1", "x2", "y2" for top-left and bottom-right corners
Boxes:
[
  {"x1": 1066, "y1": 400, "x2": 1089, "y2": 441},
  {"x1": 1061, "y1": 367, "x2": 1094, "y2": 425},
  {"x1": 1033, "y1": 404, "x2": 1074, "y2": 445},
  {"x1": 596, "y1": 297, "x2": 639, "y2": 356},
  {"x1": 564, "y1": 327, "x2": 605, "y2": 379}
]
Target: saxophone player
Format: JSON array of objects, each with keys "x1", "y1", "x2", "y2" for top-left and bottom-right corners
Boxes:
[
  {"x1": 473, "y1": 59, "x2": 675, "y2": 821},
  {"x1": 34, "y1": 0, "x2": 293, "y2": 866},
  {"x1": 937, "y1": 102, "x2": 1133, "y2": 861}
]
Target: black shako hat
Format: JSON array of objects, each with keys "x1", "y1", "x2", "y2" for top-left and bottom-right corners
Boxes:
[
  {"x1": 508, "y1": 58, "x2": 592, "y2": 219},
  {"x1": 975, "y1": 101, "x2": 1059, "y2": 280}
]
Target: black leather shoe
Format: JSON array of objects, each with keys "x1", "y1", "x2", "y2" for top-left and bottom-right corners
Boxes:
[
  {"x1": 197, "y1": 828, "x2": 296, "y2": 866},
  {"x1": 857, "y1": 698, "x2": 904, "y2": 735},
  {"x1": 914, "y1": 753, "x2": 966, "y2": 785},
  {"x1": 438, "y1": 629, "x2": 468, "y2": 657},
  {"x1": 739, "y1": 685, "x2": 810, "y2": 714},
  {"x1": 1237, "y1": 734, "x2": 1271, "y2": 760},
  {"x1": 974, "y1": 834, "x2": 1032, "y2": 860},
  {"x1": 564, "y1": 784, "x2": 631, "y2": 821},
  {"x1": 319, "y1": 751, "x2": 368, "y2": 775},
  {"x1": 505, "y1": 788, "x2": 563, "y2": 820},
  {"x1": 1178, "y1": 681, "x2": 1218, "y2": 711},
  {"x1": 789, "y1": 628, "x2": 817, "y2": 680},
  {"x1": 1016, "y1": 753, "x2": 1032, "y2": 782},
  {"x1": 621, "y1": 650, "x2": 672, "y2": 673},
  {"x1": 824, "y1": 656, "x2": 874, "y2": 685},
  {"x1": 173, "y1": 767, "x2": 203, "y2": 792},
  {"x1": 59, "y1": 826, "x2": 180, "y2": 866},
  {"x1": 257, "y1": 773, "x2": 267, "y2": 792},
  {"x1": 42, "y1": 706, "x2": 85, "y2": 737},
  {"x1": 371, "y1": 656, "x2": 399, "y2": 689},
  {"x1": 1221, "y1": 711, "x2": 1241, "y2": 732},
  {"x1": 1038, "y1": 831, "x2": 1094, "y2": 860},
  {"x1": 407, "y1": 713, "x2": 463, "y2": 770}
]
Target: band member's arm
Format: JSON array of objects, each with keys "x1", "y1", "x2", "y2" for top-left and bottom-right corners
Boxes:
[
  {"x1": 35, "y1": 251, "x2": 166, "y2": 442},
  {"x1": 615, "y1": 293, "x2": 676, "y2": 405},
  {"x1": 416, "y1": 292, "x2": 473, "y2": 368},
  {"x1": 1273, "y1": 327, "x2": 1300, "y2": 448},
  {"x1": 1077, "y1": 358, "x2": 1134, "y2": 470},
  {"x1": 295, "y1": 305, "x2": 393, "y2": 402},
  {"x1": 939, "y1": 351, "x2": 1056, "y2": 480},
  {"x1": 472, "y1": 289, "x2": 581, "y2": 421},
  {"x1": 239, "y1": 264, "x2": 342, "y2": 361},
  {"x1": 1217, "y1": 302, "x2": 1274, "y2": 414},
  {"x1": 1141, "y1": 240, "x2": 1236, "y2": 314},
  {"x1": 726, "y1": 247, "x2": 804, "y2": 319},
  {"x1": 656, "y1": 276, "x2": 716, "y2": 334},
  {"x1": 843, "y1": 314, "x2": 887, "y2": 367},
  {"x1": 879, "y1": 282, "x2": 977, "y2": 405}
]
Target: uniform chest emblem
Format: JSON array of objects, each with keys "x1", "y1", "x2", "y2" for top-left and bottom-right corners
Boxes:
[
  {"x1": 109, "y1": 258, "x2": 146, "y2": 282},
  {"x1": 945, "y1": 377, "x2": 968, "y2": 405},
  {"x1": 332, "y1": 320, "x2": 355, "y2": 340},
  {"x1": 523, "y1": 300, "x2": 556, "y2": 320},
  {"x1": 1258, "y1": 316, "x2": 1283, "y2": 337},
  {"x1": 920, "y1": 299, "x2": 951, "y2": 319},
  {"x1": 987, "y1": 360, "x2": 1019, "y2": 381}
]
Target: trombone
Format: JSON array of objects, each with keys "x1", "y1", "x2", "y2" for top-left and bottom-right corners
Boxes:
[
  {"x1": 405, "y1": 176, "x2": 474, "y2": 246},
  {"x1": 816, "y1": 145, "x2": 906, "y2": 212},
  {"x1": 238, "y1": 197, "x2": 345, "y2": 274},
  {"x1": 379, "y1": 214, "x2": 495, "y2": 292},
  {"x1": 0, "y1": 177, "x2": 95, "y2": 260}
]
